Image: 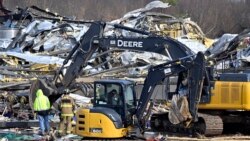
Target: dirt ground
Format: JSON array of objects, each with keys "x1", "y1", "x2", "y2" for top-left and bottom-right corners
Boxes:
[
  {"x1": 144, "y1": 132, "x2": 250, "y2": 141},
  {"x1": 1, "y1": 129, "x2": 250, "y2": 141},
  {"x1": 166, "y1": 135, "x2": 250, "y2": 141}
]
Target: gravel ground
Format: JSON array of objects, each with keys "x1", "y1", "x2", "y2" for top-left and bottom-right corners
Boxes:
[{"x1": 0, "y1": 128, "x2": 250, "y2": 141}]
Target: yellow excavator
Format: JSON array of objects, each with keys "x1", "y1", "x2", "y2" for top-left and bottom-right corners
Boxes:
[
  {"x1": 74, "y1": 51, "x2": 205, "y2": 138},
  {"x1": 150, "y1": 29, "x2": 250, "y2": 136}
]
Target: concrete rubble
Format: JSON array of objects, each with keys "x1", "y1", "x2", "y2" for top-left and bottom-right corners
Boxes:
[{"x1": 0, "y1": 0, "x2": 249, "y2": 140}]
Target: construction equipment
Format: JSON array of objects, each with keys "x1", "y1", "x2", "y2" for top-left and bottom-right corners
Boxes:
[
  {"x1": 150, "y1": 29, "x2": 250, "y2": 136},
  {"x1": 75, "y1": 52, "x2": 206, "y2": 138},
  {"x1": 29, "y1": 21, "x2": 208, "y2": 138}
]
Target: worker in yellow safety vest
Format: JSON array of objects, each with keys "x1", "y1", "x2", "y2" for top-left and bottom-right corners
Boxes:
[
  {"x1": 58, "y1": 89, "x2": 75, "y2": 136},
  {"x1": 33, "y1": 89, "x2": 51, "y2": 136}
]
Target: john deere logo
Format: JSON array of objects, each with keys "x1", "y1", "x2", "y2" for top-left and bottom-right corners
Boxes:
[{"x1": 117, "y1": 40, "x2": 143, "y2": 48}]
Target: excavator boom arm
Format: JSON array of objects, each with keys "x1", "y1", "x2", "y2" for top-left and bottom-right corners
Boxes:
[
  {"x1": 30, "y1": 21, "x2": 195, "y2": 105},
  {"x1": 55, "y1": 22, "x2": 194, "y2": 94},
  {"x1": 135, "y1": 52, "x2": 206, "y2": 127}
]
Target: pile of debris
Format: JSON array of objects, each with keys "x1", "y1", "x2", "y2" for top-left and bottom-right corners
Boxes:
[
  {"x1": 0, "y1": 1, "x2": 213, "y2": 90},
  {"x1": 0, "y1": 0, "x2": 250, "y2": 130}
]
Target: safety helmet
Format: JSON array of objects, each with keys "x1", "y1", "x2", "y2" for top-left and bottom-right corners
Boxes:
[{"x1": 64, "y1": 89, "x2": 70, "y2": 94}]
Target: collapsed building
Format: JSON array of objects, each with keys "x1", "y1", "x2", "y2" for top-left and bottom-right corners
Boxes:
[{"x1": 0, "y1": 2, "x2": 249, "y2": 139}]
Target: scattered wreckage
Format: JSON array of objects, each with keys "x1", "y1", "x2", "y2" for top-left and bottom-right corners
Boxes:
[{"x1": 0, "y1": 1, "x2": 249, "y2": 140}]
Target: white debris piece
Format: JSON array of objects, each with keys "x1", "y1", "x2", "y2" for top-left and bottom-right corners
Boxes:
[
  {"x1": 70, "y1": 24, "x2": 89, "y2": 41},
  {"x1": 69, "y1": 93, "x2": 92, "y2": 105},
  {"x1": 128, "y1": 65, "x2": 149, "y2": 76},
  {"x1": 0, "y1": 39, "x2": 12, "y2": 49},
  {"x1": 177, "y1": 37, "x2": 207, "y2": 53},
  {"x1": 123, "y1": 1, "x2": 170, "y2": 19},
  {"x1": 120, "y1": 51, "x2": 169, "y2": 65},
  {"x1": 22, "y1": 21, "x2": 40, "y2": 34},
  {"x1": 56, "y1": 134, "x2": 81, "y2": 141},
  {"x1": 38, "y1": 34, "x2": 62, "y2": 51},
  {"x1": 0, "y1": 115, "x2": 8, "y2": 121},
  {"x1": 206, "y1": 34, "x2": 237, "y2": 58},
  {"x1": 36, "y1": 20, "x2": 55, "y2": 31}
]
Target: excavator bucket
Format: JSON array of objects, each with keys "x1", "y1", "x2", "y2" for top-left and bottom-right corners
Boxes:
[
  {"x1": 168, "y1": 52, "x2": 206, "y2": 125},
  {"x1": 168, "y1": 95, "x2": 192, "y2": 125}
]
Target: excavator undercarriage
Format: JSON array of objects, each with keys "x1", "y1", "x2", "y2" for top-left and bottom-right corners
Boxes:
[{"x1": 151, "y1": 112, "x2": 223, "y2": 136}]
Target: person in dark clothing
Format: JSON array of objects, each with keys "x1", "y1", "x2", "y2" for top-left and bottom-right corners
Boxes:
[{"x1": 108, "y1": 89, "x2": 121, "y2": 105}]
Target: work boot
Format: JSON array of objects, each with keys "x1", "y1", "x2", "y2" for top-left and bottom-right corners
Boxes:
[{"x1": 38, "y1": 131, "x2": 45, "y2": 136}]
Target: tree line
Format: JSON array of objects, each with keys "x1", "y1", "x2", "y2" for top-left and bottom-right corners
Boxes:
[{"x1": 4, "y1": 0, "x2": 250, "y2": 38}]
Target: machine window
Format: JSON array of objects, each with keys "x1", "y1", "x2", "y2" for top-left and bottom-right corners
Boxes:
[
  {"x1": 95, "y1": 83, "x2": 122, "y2": 106},
  {"x1": 95, "y1": 84, "x2": 106, "y2": 104},
  {"x1": 124, "y1": 85, "x2": 135, "y2": 109},
  {"x1": 107, "y1": 84, "x2": 122, "y2": 105}
]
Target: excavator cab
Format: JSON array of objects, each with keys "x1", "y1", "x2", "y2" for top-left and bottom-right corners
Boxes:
[
  {"x1": 75, "y1": 79, "x2": 137, "y2": 138},
  {"x1": 93, "y1": 79, "x2": 137, "y2": 126}
]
